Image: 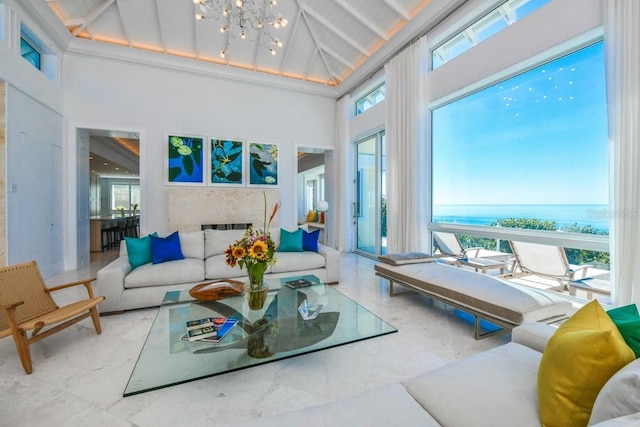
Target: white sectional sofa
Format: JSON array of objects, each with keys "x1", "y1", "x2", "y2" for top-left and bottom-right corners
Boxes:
[
  {"x1": 230, "y1": 322, "x2": 640, "y2": 427},
  {"x1": 95, "y1": 228, "x2": 340, "y2": 314}
]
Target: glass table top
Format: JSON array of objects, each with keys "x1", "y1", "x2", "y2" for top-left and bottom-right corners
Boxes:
[{"x1": 124, "y1": 275, "x2": 397, "y2": 396}]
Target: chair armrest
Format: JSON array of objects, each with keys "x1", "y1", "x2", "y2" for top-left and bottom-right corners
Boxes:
[
  {"x1": 462, "y1": 247, "x2": 482, "y2": 258},
  {"x1": 570, "y1": 265, "x2": 593, "y2": 280},
  {"x1": 511, "y1": 322, "x2": 557, "y2": 353},
  {"x1": 46, "y1": 278, "x2": 97, "y2": 299},
  {"x1": 0, "y1": 300, "x2": 24, "y2": 311}
]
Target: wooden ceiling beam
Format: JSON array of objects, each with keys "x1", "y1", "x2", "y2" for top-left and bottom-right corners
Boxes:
[
  {"x1": 71, "y1": 0, "x2": 115, "y2": 37},
  {"x1": 299, "y1": 2, "x2": 369, "y2": 56},
  {"x1": 332, "y1": 0, "x2": 388, "y2": 41}
]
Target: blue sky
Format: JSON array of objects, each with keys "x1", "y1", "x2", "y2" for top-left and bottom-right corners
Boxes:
[{"x1": 432, "y1": 42, "x2": 608, "y2": 206}]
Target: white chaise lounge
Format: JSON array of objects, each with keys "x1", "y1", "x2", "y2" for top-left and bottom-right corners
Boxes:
[{"x1": 374, "y1": 255, "x2": 573, "y2": 339}]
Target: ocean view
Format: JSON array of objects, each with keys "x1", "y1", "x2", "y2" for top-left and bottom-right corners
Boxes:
[{"x1": 433, "y1": 204, "x2": 610, "y2": 232}]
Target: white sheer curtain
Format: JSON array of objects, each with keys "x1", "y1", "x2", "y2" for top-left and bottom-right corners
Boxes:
[
  {"x1": 334, "y1": 95, "x2": 352, "y2": 253},
  {"x1": 604, "y1": 0, "x2": 640, "y2": 306},
  {"x1": 384, "y1": 36, "x2": 430, "y2": 254}
]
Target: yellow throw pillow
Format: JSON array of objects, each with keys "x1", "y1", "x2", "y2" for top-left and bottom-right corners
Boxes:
[
  {"x1": 306, "y1": 210, "x2": 318, "y2": 222},
  {"x1": 538, "y1": 300, "x2": 635, "y2": 427}
]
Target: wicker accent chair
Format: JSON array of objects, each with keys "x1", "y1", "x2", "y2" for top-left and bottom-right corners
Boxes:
[{"x1": 0, "y1": 261, "x2": 105, "y2": 374}]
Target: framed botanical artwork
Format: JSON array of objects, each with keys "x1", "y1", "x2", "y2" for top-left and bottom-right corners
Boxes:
[
  {"x1": 211, "y1": 138, "x2": 244, "y2": 185},
  {"x1": 166, "y1": 134, "x2": 205, "y2": 184},
  {"x1": 248, "y1": 142, "x2": 278, "y2": 186}
]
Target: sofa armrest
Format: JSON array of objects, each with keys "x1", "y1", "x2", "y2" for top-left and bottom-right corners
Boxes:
[
  {"x1": 511, "y1": 322, "x2": 557, "y2": 353},
  {"x1": 95, "y1": 256, "x2": 132, "y2": 314},
  {"x1": 317, "y1": 244, "x2": 340, "y2": 284}
]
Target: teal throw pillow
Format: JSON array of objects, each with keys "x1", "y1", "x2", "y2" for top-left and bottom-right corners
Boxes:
[
  {"x1": 608, "y1": 304, "x2": 640, "y2": 358},
  {"x1": 150, "y1": 231, "x2": 185, "y2": 264},
  {"x1": 125, "y1": 232, "x2": 157, "y2": 269},
  {"x1": 278, "y1": 228, "x2": 303, "y2": 252},
  {"x1": 302, "y1": 228, "x2": 320, "y2": 252}
]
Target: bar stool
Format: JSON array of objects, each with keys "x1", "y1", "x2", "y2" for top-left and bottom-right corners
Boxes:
[{"x1": 101, "y1": 221, "x2": 112, "y2": 252}]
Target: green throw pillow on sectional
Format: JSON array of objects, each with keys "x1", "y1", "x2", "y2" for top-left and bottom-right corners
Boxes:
[
  {"x1": 278, "y1": 228, "x2": 303, "y2": 252},
  {"x1": 125, "y1": 232, "x2": 157, "y2": 269},
  {"x1": 608, "y1": 304, "x2": 640, "y2": 358}
]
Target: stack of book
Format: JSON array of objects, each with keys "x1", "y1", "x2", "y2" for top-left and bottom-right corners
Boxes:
[{"x1": 182, "y1": 316, "x2": 238, "y2": 343}]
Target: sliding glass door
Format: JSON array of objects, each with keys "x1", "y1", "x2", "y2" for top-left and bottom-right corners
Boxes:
[{"x1": 355, "y1": 131, "x2": 386, "y2": 256}]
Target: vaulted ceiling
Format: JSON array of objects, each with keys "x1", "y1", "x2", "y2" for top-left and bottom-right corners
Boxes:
[{"x1": 40, "y1": 0, "x2": 460, "y2": 93}]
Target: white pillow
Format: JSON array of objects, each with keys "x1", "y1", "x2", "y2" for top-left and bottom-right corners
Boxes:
[
  {"x1": 589, "y1": 358, "x2": 640, "y2": 425},
  {"x1": 204, "y1": 229, "x2": 246, "y2": 258}
]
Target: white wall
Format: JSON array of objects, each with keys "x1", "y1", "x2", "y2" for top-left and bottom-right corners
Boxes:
[
  {"x1": 62, "y1": 54, "x2": 336, "y2": 246},
  {"x1": 0, "y1": 10, "x2": 65, "y2": 276}
]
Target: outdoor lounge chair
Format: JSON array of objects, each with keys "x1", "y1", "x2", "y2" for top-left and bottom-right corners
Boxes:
[
  {"x1": 0, "y1": 261, "x2": 105, "y2": 374},
  {"x1": 507, "y1": 240, "x2": 594, "y2": 293},
  {"x1": 432, "y1": 231, "x2": 509, "y2": 262}
]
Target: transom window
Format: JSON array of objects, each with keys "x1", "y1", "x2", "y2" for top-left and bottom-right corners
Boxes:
[
  {"x1": 356, "y1": 84, "x2": 386, "y2": 115},
  {"x1": 432, "y1": 0, "x2": 552, "y2": 70},
  {"x1": 20, "y1": 36, "x2": 41, "y2": 70}
]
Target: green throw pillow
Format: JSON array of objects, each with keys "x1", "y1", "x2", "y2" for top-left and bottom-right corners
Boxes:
[
  {"x1": 278, "y1": 228, "x2": 303, "y2": 252},
  {"x1": 608, "y1": 304, "x2": 640, "y2": 358},
  {"x1": 125, "y1": 232, "x2": 157, "y2": 269}
]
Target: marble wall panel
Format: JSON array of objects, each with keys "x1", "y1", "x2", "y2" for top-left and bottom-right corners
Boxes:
[{"x1": 167, "y1": 187, "x2": 280, "y2": 232}]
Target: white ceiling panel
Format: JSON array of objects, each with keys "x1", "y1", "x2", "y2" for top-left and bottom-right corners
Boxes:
[{"x1": 41, "y1": 0, "x2": 441, "y2": 88}]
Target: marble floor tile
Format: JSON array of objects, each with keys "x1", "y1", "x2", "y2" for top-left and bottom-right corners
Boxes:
[{"x1": 0, "y1": 252, "x2": 511, "y2": 427}]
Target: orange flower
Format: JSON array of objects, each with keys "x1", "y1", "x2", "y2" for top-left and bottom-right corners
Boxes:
[
  {"x1": 232, "y1": 246, "x2": 246, "y2": 259},
  {"x1": 248, "y1": 240, "x2": 268, "y2": 259},
  {"x1": 224, "y1": 246, "x2": 237, "y2": 268}
]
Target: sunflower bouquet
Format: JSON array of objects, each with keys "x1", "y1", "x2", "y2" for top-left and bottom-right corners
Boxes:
[{"x1": 225, "y1": 194, "x2": 280, "y2": 291}]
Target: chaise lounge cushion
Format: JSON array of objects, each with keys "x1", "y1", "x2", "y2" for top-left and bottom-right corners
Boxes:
[
  {"x1": 403, "y1": 342, "x2": 543, "y2": 427},
  {"x1": 374, "y1": 262, "x2": 571, "y2": 325}
]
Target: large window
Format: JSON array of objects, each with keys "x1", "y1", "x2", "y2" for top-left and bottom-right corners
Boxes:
[
  {"x1": 431, "y1": 41, "x2": 609, "y2": 264},
  {"x1": 111, "y1": 183, "x2": 140, "y2": 214}
]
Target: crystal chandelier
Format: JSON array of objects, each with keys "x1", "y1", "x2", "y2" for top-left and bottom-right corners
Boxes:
[{"x1": 193, "y1": 0, "x2": 288, "y2": 59}]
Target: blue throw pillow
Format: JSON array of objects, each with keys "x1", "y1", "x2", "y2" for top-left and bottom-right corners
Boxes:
[
  {"x1": 278, "y1": 228, "x2": 303, "y2": 252},
  {"x1": 302, "y1": 228, "x2": 320, "y2": 252},
  {"x1": 150, "y1": 231, "x2": 185, "y2": 264},
  {"x1": 125, "y1": 232, "x2": 157, "y2": 269}
]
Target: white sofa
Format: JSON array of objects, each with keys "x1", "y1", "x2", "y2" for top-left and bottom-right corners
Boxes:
[
  {"x1": 230, "y1": 323, "x2": 640, "y2": 427},
  {"x1": 95, "y1": 228, "x2": 340, "y2": 314}
]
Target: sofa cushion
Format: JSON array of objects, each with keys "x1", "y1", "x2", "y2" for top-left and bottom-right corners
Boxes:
[
  {"x1": 278, "y1": 228, "x2": 303, "y2": 252},
  {"x1": 150, "y1": 231, "x2": 184, "y2": 264},
  {"x1": 125, "y1": 258, "x2": 205, "y2": 288},
  {"x1": 403, "y1": 342, "x2": 543, "y2": 427},
  {"x1": 589, "y1": 358, "x2": 640, "y2": 425},
  {"x1": 205, "y1": 229, "x2": 246, "y2": 258},
  {"x1": 174, "y1": 230, "x2": 205, "y2": 260},
  {"x1": 302, "y1": 229, "x2": 320, "y2": 252},
  {"x1": 228, "y1": 383, "x2": 441, "y2": 427},
  {"x1": 205, "y1": 254, "x2": 247, "y2": 280},
  {"x1": 607, "y1": 304, "x2": 640, "y2": 358},
  {"x1": 271, "y1": 252, "x2": 325, "y2": 274},
  {"x1": 538, "y1": 300, "x2": 635, "y2": 427}
]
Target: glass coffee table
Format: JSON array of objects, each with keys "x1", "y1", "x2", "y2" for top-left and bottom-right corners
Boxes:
[{"x1": 124, "y1": 275, "x2": 397, "y2": 396}]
